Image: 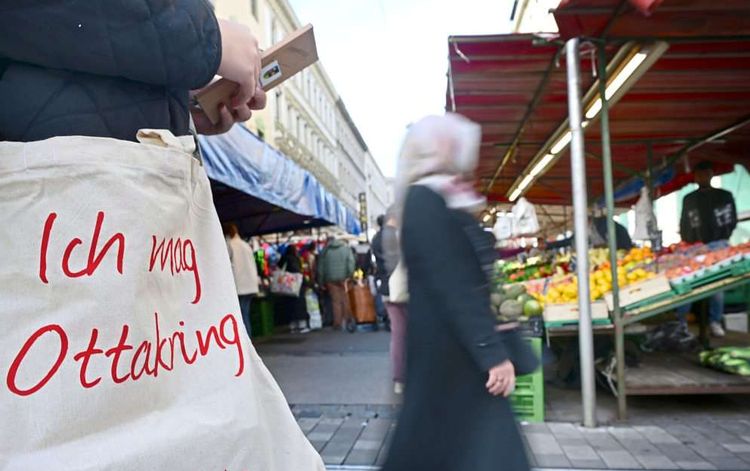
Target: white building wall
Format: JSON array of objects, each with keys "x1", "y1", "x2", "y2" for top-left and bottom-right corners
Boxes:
[
  {"x1": 211, "y1": 0, "x2": 387, "y2": 225},
  {"x1": 511, "y1": 0, "x2": 561, "y2": 33}
]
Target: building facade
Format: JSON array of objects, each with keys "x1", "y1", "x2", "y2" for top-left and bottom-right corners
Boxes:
[
  {"x1": 210, "y1": 0, "x2": 390, "y2": 229},
  {"x1": 511, "y1": 0, "x2": 561, "y2": 33}
]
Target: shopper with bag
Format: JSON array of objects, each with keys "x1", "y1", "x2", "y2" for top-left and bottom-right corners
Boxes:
[
  {"x1": 0, "y1": 3, "x2": 323, "y2": 470},
  {"x1": 278, "y1": 245, "x2": 310, "y2": 333},
  {"x1": 224, "y1": 222, "x2": 260, "y2": 339},
  {"x1": 383, "y1": 114, "x2": 537, "y2": 471},
  {"x1": 318, "y1": 236, "x2": 356, "y2": 330}
]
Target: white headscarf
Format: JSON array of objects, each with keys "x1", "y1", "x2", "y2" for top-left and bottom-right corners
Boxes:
[{"x1": 393, "y1": 113, "x2": 485, "y2": 221}]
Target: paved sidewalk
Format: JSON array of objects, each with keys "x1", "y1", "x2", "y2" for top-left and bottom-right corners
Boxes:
[
  {"x1": 292, "y1": 405, "x2": 750, "y2": 470},
  {"x1": 255, "y1": 330, "x2": 750, "y2": 470}
]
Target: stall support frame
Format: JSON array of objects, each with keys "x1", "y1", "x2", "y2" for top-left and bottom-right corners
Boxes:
[{"x1": 566, "y1": 37, "x2": 598, "y2": 428}]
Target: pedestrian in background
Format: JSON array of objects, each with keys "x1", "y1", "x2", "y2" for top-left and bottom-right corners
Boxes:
[
  {"x1": 678, "y1": 160, "x2": 738, "y2": 337},
  {"x1": 224, "y1": 223, "x2": 260, "y2": 339},
  {"x1": 383, "y1": 114, "x2": 537, "y2": 471},
  {"x1": 354, "y1": 235, "x2": 374, "y2": 275},
  {"x1": 317, "y1": 236, "x2": 356, "y2": 330},
  {"x1": 279, "y1": 245, "x2": 310, "y2": 334},
  {"x1": 373, "y1": 209, "x2": 408, "y2": 393}
]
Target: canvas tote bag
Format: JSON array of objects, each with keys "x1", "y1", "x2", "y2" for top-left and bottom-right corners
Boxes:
[{"x1": 0, "y1": 130, "x2": 324, "y2": 470}]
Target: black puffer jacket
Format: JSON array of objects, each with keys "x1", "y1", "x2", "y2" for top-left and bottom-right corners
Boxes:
[{"x1": 0, "y1": 0, "x2": 222, "y2": 142}]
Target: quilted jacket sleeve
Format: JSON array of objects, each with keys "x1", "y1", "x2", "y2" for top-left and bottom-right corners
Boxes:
[{"x1": 0, "y1": 0, "x2": 221, "y2": 90}]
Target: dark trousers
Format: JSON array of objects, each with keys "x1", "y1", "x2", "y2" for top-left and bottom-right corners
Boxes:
[{"x1": 238, "y1": 294, "x2": 253, "y2": 339}]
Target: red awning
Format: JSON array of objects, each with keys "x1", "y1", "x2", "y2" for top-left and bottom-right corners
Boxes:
[
  {"x1": 554, "y1": 0, "x2": 750, "y2": 40},
  {"x1": 447, "y1": 2, "x2": 750, "y2": 207}
]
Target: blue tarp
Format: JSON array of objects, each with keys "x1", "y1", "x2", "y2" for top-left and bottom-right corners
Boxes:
[
  {"x1": 198, "y1": 125, "x2": 360, "y2": 236},
  {"x1": 594, "y1": 166, "x2": 675, "y2": 208}
]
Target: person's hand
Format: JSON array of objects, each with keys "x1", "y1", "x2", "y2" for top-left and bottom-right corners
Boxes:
[
  {"x1": 190, "y1": 87, "x2": 267, "y2": 135},
  {"x1": 217, "y1": 19, "x2": 263, "y2": 111},
  {"x1": 486, "y1": 360, "x2": 516, "y2": 397}
]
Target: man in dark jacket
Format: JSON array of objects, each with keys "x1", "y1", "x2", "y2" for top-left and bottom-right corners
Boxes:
[
  {"x1": 677, "y1": 161, "x2": 738, "y2": 337},
  {"x1": 318, "y1": 237, "x2": 356, "y2": 329},
  {"x1": 0, "y1": 0, "x2": 266, "y2": 142},
  {"x1": 372, "y1": 211, "x2": 400, "y2": 298}
]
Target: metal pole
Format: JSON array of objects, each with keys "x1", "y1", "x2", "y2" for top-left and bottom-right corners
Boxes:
[
  {"x1": 598, "y1": 44, "x2": 627, "y2": 420},
  {"x1": 566, "y1": 38, "x2": 597, "y2": 428}
]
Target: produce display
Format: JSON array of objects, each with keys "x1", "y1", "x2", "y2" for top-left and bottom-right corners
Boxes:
[
  {"x1": 544, "y1": 247, "x2": 657, "y2": 304},
  {"x1": 658, "y1": 241, "x2": 750, "y2": 281},
  {"x1": 700, "y1": 347, "x2": 750, "y2": 376},
  {"x1": 494, "y1": 240, "x2": 750, "y2": 322},
  {"x1": 495, "y1": 256, "x2": 562, "y2": 283},
  {"x1": 491, "y1": 283, "x2": 543, "y2": 323}
]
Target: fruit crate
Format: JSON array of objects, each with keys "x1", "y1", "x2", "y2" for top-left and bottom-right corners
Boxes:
[
  {"x1": 543, "y1": 300, "x2": 609, "y2": 325},
  {"x1": 510, "y1": 338, "x2": 544, "y2": 422},
  {"x1": 604, "y1": 274, "x2": 672, "y2": 312},
  {"x1": 671, "y1": 258, "x2": 750, "y2": 295}
]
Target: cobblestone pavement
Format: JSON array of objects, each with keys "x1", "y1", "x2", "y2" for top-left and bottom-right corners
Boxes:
[
  {"x1": 294, "y1": 405, "x2": 750, "y2": 470},
  {"x1": 255, "y1": 330, "x2": 750, "y2": 470}
]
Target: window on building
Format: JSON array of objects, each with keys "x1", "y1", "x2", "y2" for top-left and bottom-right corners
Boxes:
[
  {"x1": 275, "y1": 90, "x2": 282, "y2": 121},
  {"x1": 250, "y1": 0, "x2": 258, "y2": 20}
]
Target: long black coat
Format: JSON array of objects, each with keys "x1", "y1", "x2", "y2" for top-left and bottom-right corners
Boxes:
[
  {"x1": 383, "y1": 185, "x2": 530, "y2": 471},
  {"x1": 0, "y1": 0, "x2": 221, "y2": 142}
]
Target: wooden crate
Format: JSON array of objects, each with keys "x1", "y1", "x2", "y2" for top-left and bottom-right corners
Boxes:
[
  {"x1": 604, "y1": 274, "x2": 672, "y2": 311},
  {"x1": 544, "y1": 300, "x2": 609, "y2": 324}
]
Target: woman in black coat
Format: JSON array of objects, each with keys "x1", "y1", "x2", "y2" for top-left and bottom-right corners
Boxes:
[{"x1": 383, "y1": 114, "x2": 536, "y2": 471}]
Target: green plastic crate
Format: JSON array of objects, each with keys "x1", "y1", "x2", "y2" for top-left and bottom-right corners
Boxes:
[
  {"x1": 250, "y1": 297, "x2": 274, "y2": 338},
  {"x1": 725, "y1": 283, "x2": 750, "y2": 307},
  {"x1": 510, "y1": 337, "x2": 544, "y2": 422},
  {"x1": 672, "y1": 259, "x2": 750, "y2": 295}
]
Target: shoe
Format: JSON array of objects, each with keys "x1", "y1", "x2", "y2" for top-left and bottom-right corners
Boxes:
[
  {"x1": 394, "y1": 382, "x2": 405, "y2": 394},
  {"x1": 299, "y1": 328, "x2": 311, "y2": 334},
  {"x1": 345, "y1": 319, "x2": 357, "y2": 333},
  {"x1": 710, "y1": 322, "x2": 726, "y2": 338}
]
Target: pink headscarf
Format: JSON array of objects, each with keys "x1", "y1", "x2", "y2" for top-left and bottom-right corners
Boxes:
[{"x1": 394, "y1": 113, "x2": 485, "y2": 221}]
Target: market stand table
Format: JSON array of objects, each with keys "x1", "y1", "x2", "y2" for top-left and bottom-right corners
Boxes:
[{"x1": 546, "y1": 273, "x2": 750, "y2": 400}]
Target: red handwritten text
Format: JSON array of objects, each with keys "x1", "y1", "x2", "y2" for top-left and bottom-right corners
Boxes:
[
  {"x1": 149, "y1": 236, "x2": 202, "y2": 304},
  {"x1": 6, "y1": 313, "x2": 244, "y2": 397},
  {"x1": 39, "y1": 211, "x2": 125, "y2": 284}
]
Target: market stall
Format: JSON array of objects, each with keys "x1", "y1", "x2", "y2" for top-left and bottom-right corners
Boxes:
[
  {"x1": 199, "y1": 125, "x2": 360, "y2": 236},
  {"x1": 199, "y1": 125, "x2": 361, "y2": 338},
  {"x1": 447, "y1": 0, "x2": 750, "y2": 423}
]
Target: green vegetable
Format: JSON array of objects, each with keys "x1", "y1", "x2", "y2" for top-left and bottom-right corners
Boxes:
[
  {"x1": 517, "y1": 293, "x2": 534, "y2": 305},
  {"x1": 504, "y1": 284, "x2": 527, "y2": 299},
  {"x1": 499, "y1": 300, "x2": 523, "y2": 319},
  {"x1": 523, "y1": 300, "x2": 543, "y2": 317},
  {"x1": 490, "y1": 293, "x2": 506, "y2": 308}
]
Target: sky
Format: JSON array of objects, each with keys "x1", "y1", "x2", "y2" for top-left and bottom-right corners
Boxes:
[{"x1": 288, "y1": 0, "x2": 514, "y2": 177}]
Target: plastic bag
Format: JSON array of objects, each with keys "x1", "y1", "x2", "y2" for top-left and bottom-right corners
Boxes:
[
  {"x1": 493, "y1": 212, "x2": 514, "y2": 241},
  {"x1": 512, "y1": 197, "x2": 540, "y2": 236},
  {"x1": 305, "y1": 290, "x2": 323, "y2": 329},
  {"x1": 633, "y1": 187, "x2": 657, "y2": 240}
]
